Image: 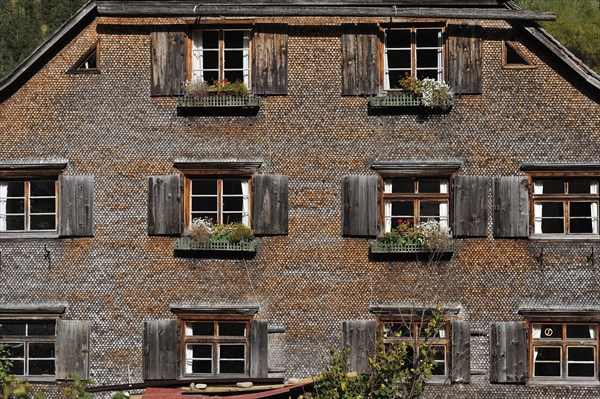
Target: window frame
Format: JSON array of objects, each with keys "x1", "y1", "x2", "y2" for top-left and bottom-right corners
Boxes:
[
  {"x1": 529, "y1": 321, "x2": 599, "y2": 383},
  {"x1": 0, "y1": 318, "x2": 57, "y2": 380},
  {"x1": 501, "y1": 40, "x2": 536, "y2": 69},
  {"x1": 183, "y1": 174, "x2": 252, "y2": 228},
  {"x1": 378, "y1": 318, "x2": 450, "y2": 382},
  {"x1": 0, "y1": 179, "x2": 58, "y2": 235},
  {"x1": 190, "y1": 25, "x2": 252, "y2": 87},
  {"x1": 382, "y1": 25, "x2": 446, "y2": 90},
  {"x1": 179, "y1": 315, "x2": 252, "y2": 378},
  {"x1": 528, "y1": 175, "x2": 600, "y2": 237},
  {"x1": 380, "y1": 176, "x2": 451, "y2": 233}
]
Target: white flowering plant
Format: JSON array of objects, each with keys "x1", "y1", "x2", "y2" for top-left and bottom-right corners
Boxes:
[{"x1": 397, "y1": 73, "x2": 454, "y2": 111}]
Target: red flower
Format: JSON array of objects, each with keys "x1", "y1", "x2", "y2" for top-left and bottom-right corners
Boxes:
[
  {"x1": 397, "y1": 219, "x2": 403, "y2": 224},
  {"x1": 404, "y1": 71, "x2": 409, "y2": 76}
]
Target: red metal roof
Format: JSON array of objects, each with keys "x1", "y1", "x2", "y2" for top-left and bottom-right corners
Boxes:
[{"x1": 141, "y1": 381, "x2": 312, "y2": 399}]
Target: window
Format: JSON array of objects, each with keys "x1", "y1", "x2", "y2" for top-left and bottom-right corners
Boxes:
[
  {"x1": 502, "y1": 41, "x2": 534, "y2": 68},
  {"x1": 531, "y1": 178, "x2": 599, "y2": 235},
  {"x1": 383, "y1": 178, "x2": 449, "y2": 232},
  {"x1": 0, "y1": 180, "x2": 57, "y2": 232},
  {"x1": 380, "y1": 320, "x2": 449, "y2": 378},
  {"x1": 0, "y1": 320, "x2": 56, "y2": 377},
  {"x1": 192, "y1": 29, "x2": 251, "y2": 86},
  {"x1": 384, "y1": 27, "x2": 444, "y2": 89},
  {"x1": 68, "y1": 42, "x2": 99, "y2": 73},
  {"x1": 183, "y1": 319, "x2": 250, "y2": 376},
  {"x1": 531, "y1": 322, "x2": 598, "y2": 381},
  {"x1": 189, "y1": 178, "x2": 250, "y2": 226}
]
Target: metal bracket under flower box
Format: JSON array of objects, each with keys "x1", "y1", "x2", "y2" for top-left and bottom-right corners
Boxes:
[
  {"x1": 178, "y1": 95, "x2": 261, "y2": 108},
  {"x1": 174, "y1": 236, "x2": 259, "y2": 256},
  {"x1": 368, "y1": 93, "x2": 422, "y2": 108},
  {"x1": 370, "y1": 240, "x2": 455, "y2": 254}
]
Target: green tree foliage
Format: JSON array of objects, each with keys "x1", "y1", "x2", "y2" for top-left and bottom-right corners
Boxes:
[
  {"x1": 517, "y1": 0, "x2": 600, "y2": 74},
  {"x1": 0, "y1": 0, "x2": 87, "y2": 78}
]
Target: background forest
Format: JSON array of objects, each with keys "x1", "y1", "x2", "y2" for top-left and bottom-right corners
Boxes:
[{"x1": 0, "y1": 0, "x2": 598, "y2": 79}]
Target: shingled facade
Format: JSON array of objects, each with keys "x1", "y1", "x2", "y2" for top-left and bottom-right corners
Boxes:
[{"x1": 1, "y1": 0, "x2": 600, "y2": 397}]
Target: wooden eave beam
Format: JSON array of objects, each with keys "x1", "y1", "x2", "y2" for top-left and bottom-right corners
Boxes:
[{"x1": 96, "y1": 3, "x2": 556, "y2": 21}]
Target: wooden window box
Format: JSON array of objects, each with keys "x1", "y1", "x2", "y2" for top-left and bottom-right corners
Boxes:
[
  {"x1": 368, "y1": 93, "x2": 422, "y2": 108},
  {"x1": 174, "y1": 236, "x2": 258, "y2": 258},
  {"x1": 369, "y1": 240, "x2": 455, "y2": 254},
  {"x1": 177, "y1": 95, "x2": 261, "y2": 109}
]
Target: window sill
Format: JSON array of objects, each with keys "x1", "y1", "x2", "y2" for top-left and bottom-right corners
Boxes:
[
  {"x1": 527, "y1": 380, "x2": 600, "y2": 387},
  {"x1": 174, "y1": 236, "x2": 258, "y2": 259},
  {"x1": 0, "y1": 232, "x2": 59, "y2": 239},
  {"x1": 15, "y1": 376, "x2": 56, "y2": 383},
  {"x1": 529, "y1": 234, "x2": 600, "y2": 242}
]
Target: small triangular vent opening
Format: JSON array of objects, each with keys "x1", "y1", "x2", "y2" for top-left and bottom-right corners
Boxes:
[
  {"x1": 69, "y1": 42, "x2": 98, "y2": 73},
  {"x1": 504, "y1": 41, "x2": 533, "y2": 66}
]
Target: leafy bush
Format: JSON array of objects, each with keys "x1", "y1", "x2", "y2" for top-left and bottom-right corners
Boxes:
[{"x1": 213, "y1": 222, "x2": 255, "y2": 243}]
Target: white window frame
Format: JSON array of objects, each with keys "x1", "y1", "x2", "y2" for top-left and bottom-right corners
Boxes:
[
  {"x1": 188, "y1": 178, "x2": 250, "y2": 227},
  {"x1": 384, "y1": 27, "x2": 444, "y2": 90},
  {"x1": 0, "y1": 180, "x2": 58, "y2": 233},
  {"x1": 192, "y1": 28, "x2": 251, "y2": 86}
]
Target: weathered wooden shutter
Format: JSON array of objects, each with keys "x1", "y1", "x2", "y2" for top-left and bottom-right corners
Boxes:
[
  {"x1": 341, "y1": 23, "x2": 380, "y2": 96},
  {"x1": 252, "y1": 24, "x2": 288, "y2": 95},
  {"x1": 59, "y1": 175, "x2": 94, "y2": 237},
  {"x1": 150, "y1": 30, "x2": 187, "y2": 96},
  {"x1": 341, "y1": 175, "x2": 379, "y2": 237},
  {"x1": 453, "y1": 176, "x2": 489, "y2": 237},
  {"x1": 489, "y1": 321, "x2": 528, "y2": 384},
  {"x1": 250, "y1": 320, "x2": 269, "y2": 378},
  {"x1": 493, "y1": 177, "x2": 529, "y2": 238},
  {"x1": 447, "y1": 23, "x2": 483, "y2": 94},
  {"x1": 252, "y1": 174, "x2": 289, "y2": 235},
  {"x1": 451, "y1": 321, "x2": 470, "y2": 383},
  {"x1": 143, "y1": 319, "x2": 179, "y2": 381},
  {"x1": 56, "y1": 320, "x2": 90, "y2": 380},
  {"x1": 340, "y1": 320, "x2": 377, "y2": 374},
  {"x1": 148, "y1": 175, "x2": 182, "y2": 236}
]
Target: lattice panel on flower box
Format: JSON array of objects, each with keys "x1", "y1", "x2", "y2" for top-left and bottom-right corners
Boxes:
[
  {"x1": 177, "y1": 95, "x2": 261, "y2": 108},
  {"x1": 368, "y1": 93, "x2": 422, "y2": 108},
  {"x1": 174, "y1": 236, "x2": 259, "y2": 252},
  {"x1": 370, "y1": 241, "x2": 454, "y2": 254}
]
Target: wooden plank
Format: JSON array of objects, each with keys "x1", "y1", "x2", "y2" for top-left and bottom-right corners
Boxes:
[
  {"x1": 56, "y1": 320, "x2": 90, "y2": 380},
  {"x1": 341, "y1": 24, "x2": 379, "y2": 96},
  {"x1": 341, "y1": 175, "x2": 378, "y2": 237},
  {"x1": 98, "y1": 3, "x2": 556, "y2": 20},
  {"x1": 340, "y1": 320, "x2": 377, "y2": 374},
  {"x1": 148, "y1": 175, "x2": 182, "y2": 236},
  {"x1": 493, "y1": 177, "x2": 529, "y2": 238},
  {"x1": 250, "y1": 320, "x2": 269, "y2": 378},
  {"x1": 514, "y1": 321, "x2": 528, "y2": 383},
  {"x1": 451, "y1": 321, "x2": 470, "y2": 383},
  {"x1": 252, "y1": 174, "x2": 289, "y2": 235},
  {"x1": 489, "y1": 322, "x2": 507, "y2": 383},
  {"x1": 59, "y1": 175, "x2": 95, "y2": 237},
  {"x1": 150, "y1": 30, "x2": 186, "y2": 96},
  {"x1": 447, "y1": 23, "x2": 483, "y2": 94},
  {"x1": 100, "y1": 0, "x2": 504, "y2": 6},
  {"x1": 453, "y1": 176, "x2": 488, "y2": 237},
  {"x1": 143, "y1": 320, "x2": 179, "y2": 380},
  {"x1": 252, "y1": 24, "x2": 288, "y2": 95}
]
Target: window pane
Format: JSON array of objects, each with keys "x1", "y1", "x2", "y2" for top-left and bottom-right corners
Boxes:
[
  {"x1": 386, "y1": 30, "x2": 410, "y2": 48},
  {"x1": 191, "y1": 345, "x2": 212, "y2": 358},
  {"x1": 541, "y1": 218, "x2": 564, "y2": 234},
  {"x1": 30, "y1": 215, "x2": 56, "y2": 231},
  {"x1": 29, "y1": 360, "x2": 55, "y2": 375},
  {"x1": 204, "y1": 71, "x2": 219, "y2": 85},
  {"x1": 416, "y1": 29, "x2": 441, "y2": 47},
  {"x1": 224, "y1": 30, "x2": 245, "y2": 48},
  {"x1": 419, "y1": 179, "x2": 445, "y2": 193},
  {"x1": 391, "y1": 202, "x2": 413, "y2": 216},
  {"x1": 192, "y1": 197, "x2": 218, "y2": 212},
  {"x1": 202, "y1": 31, "x2": 219, "y2": 49},
  {"x1": 383, "y1": 323, "x2": 410, "y2": 338},
  {"x1": 6, "y1": 216, "x2": 25, "y2": 231},
  {"x1": 191, "y1": 213, "x2": 218, "y2": 224},
  {"x1": 538, "y1": 180, "x2": 564, "y2": 194},
  {"x1": 30, "y1": 198, "x2": 56, "y2": 214},
  {"x1": 8, "y1": 360, "x2": 24, "y2": 375},
  {"x1": 223, "y1": 197, "x2": 243, "y2": 212},
  {"x1": 535, "y1": 362, "x2": 561, "y2": 377},
  {"x1": 420, "y1": 202, "x2": 442, "y2": 220},
  {"x1": 224, "y1": 70, "x2": 244, "y2": 82},
  {"x1": 6, "y1": 199, "x2": 24, "y2": 213},
  {"x1": 187, "y1": 322, "x2": 214, "y2": 336},
  {"x1": 570, "y1": 218, "x2": 593, "y2": 234},
  {"x1": 538, "y1": 324, "x2": 562, "y2": 339},
  {"x1": 387, "y1": 50, "x2": 411, "y2": 69},
  {"x1": 29, "y1": 343, "x2": 55, "y2": 358},
  {"x1": 569, "y1": 179, "x2": 596, "y2": 194},
  {"x1": 6, "y1": 343, "x2": 25, "y2": 357},
  {"x1": 221, "y1": 213, "x2": 243, "y2": 224},
  {"x1": 568, "y1": 363, "x2": 595, "y2": 377},
  {"x1": 571, "y1": 202, "x2": 593, "y2": 217},
  {"x1": 28, "y1": 321, "x2": 55, "y2": 336},
  {"x1": 387, "y1": 70, "x2": 406, "y2": 89},
  {"x1": 0, "y1": 321, "x2": 26, "y2": 336},
  {"x1": 536, "y1": 347, "x2": 561, "y2": 361},
  {"x1": 417, "y1": 69, "x2": 439, "y2": 80},
  {"x1": 389, "y1": 179, "x2": 413, "y2": 193},
  {"x1": 569, "y1": 347, "x2": 594, "y2": 362},
  {"x1": 567, "y1": 325, "x2": 595, "y2": 339},
  {"x1": 224, "y1": 50, "x2": 243, "y2": 69},
  {"x1": 219, "y1": 360, "x2": 245, "y2": 374},
  {"x1": 202, "y1": 50, "x2": 219, "y2": 70},
  {"x1": 223, "y1": 180, "x2": 243, "y2": 195},
  {"x1": 416, "y1": 49, "x2": 439, "y2": 69},
  {"x1": 218, "y1": 323, "x2": 246, "y2": 337},
  {"x1": 192, "y1": 180, "x2": 217, "y2": 195},
  {"x1": 6, "y1": 182, "x2": 24, "y2": 197},
  {"x1": 191, "y1": 360, "x2": 212, "y2": 374},
  {"x1": 30, "y1": 182, "x2": 55, "y2": 197},
  {"x1": 220, "y1": 344, "x2": 245, "y2": 359}
]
